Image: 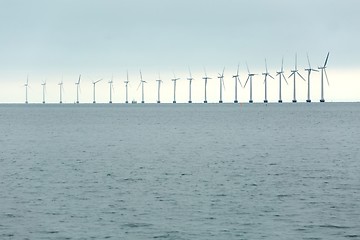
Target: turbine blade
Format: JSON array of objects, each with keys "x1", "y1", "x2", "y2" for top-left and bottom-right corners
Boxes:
[
  {"x1": 288, "y1": 72, "x2": 294, "y2": 78},
  {"x1": 238, "y1": 77, "x2": 243, "y2": 87},
  {"x1": 297, "y1": 72, "x2": 306, "y2": 81},
  {"x1": 281, "y1": 57, "x2": 284, "y2": 72},
  {"x1": 307, "y1": 53, "x2": 311, "y2": 69},
  {"x1": 222, "y1": 78, "x2": 226, "y2": 91},
  {"x1": 236, "y1": 63, "x2": 240, "y2": 75},
  {"x1": 78, "y1": 74, "x2": 81, "y2": 84},
  {"x1": 188, "y1": 67, "x2": 192, "y2": 78},
  {"x1": 204, "y1": 67, "x2": 208, "y2": 77},
  {"x1": 246, "y1": 62, "x2": 250, "y2": 74},
  {"x1": 324, "y1": 52, "x2": 330, "y2": 67},
  {"x1": 283, "y1": 74, "x2": 289, "y2": 85},
  {"x1": 269, "y1": 74, "x2": 275, "y2": 79},
  {"x1": 140, "y1": 70, "x2": 143, "y2": 81},
  {"x1": 127, "y1": 70, "x2": 129, "y2": 81},
  {"x1": 137, "y1": 81, "x2": 142, "y2": 90},
  {"x1": 265, "y1": 58, "x2": 268, "y2": 73},
  {"x1": 244, "y1": 76, "x2": 250, "y2": 88},
  {"x1": 324, "y1": 69, "x2": 330, "y2": 86},
  {"x1": 295, "y1": 53, "x2": 297, "y2": 70},
  {"x1": 222, "y1": 66, "x2": 225, "y2": 76}
]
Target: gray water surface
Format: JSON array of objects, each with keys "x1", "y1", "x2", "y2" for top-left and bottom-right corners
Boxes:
[{"x1": 0, "y1": 103, "x2": 359, "y2": 239}]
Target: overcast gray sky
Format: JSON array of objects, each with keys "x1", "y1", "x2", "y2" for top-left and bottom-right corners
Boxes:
[{"x1": 0, "y1": 0, "x2": 359, "y2": 102}]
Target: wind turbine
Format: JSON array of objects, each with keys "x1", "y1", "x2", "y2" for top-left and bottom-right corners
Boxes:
[
  {"x1": 202, "y1": 68, "x2": 211, "y2": 103},
  {"x1": 41, "y1": 81, "x2": 46, "y2": 104},
  {"x1": 156, "y1": 73, "x2": 163, "y2": 103},
  {"x1": 218, "y1": 67, "x2": 225, "y2": 103},
  {"x1": 305, "y1": 53, "x2": 319, "y2": 102},
  {"x1": 24, "y1": 76, "x2": 29, "y2": 104},
  {"x1": 288, "y1": 54, "x2": 306, "y2": 103},
  {"x1": 172, "y1": 72, "x2": 180, "y2": 103},
  {"x1": 92, "y1": 78, "x2": 103, "y2": 103},
  {"x1": 243, "y1": 63, "x2": 257, "y2": 103},
  {"x1": 187, "y1": 68, "x2": 194, "y2": 103},
  {"x1": 232, "y1": 64, "x2": 242, "y2": 103},
  {"x1": 124, "y1": 71, "x2": 129, "y2": 103},
  {"x1": 75, "y1": 74, "x2": 81, "y2": 104},
  {"x1": 276, "y1": 58, "x2": 288, "y2": 103},
  {"x1": 262, "y1": 59, "x2": 274, "y2": 103},
  {"x1": 318, "y1": 52, "x2": 330, "y2": 102},
  {"x1": 108, "y1": 76, "x2": 114, "y2": 103},
  {"x1": 138, "y1": 70, "x2": 147, "y2": 103},
  {"x1": 58, "y1": 80, "x2": 64, "y2": 104}
]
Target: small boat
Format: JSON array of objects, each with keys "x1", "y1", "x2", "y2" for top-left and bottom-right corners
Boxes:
[{"x1": 131, "y1": 100, "x2": 137, "y2": 104}]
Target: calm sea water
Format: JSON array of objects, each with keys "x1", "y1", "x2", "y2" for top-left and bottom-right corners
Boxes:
[{"x1": 0, "y1": 103, "x2": 359, "y2": 239}]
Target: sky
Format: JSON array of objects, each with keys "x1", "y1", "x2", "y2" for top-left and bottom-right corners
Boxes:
[{"x1": 0, "y1": 0, "x2": 359, "y2": 103}]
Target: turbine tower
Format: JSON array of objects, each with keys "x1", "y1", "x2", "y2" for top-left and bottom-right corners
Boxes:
[
  {"x1": 172, "y1": 72, "x2": 180, "y2": 103},
  {"x1": 108, "y1": 76, "x2": 114, "y2": 103},
  {"x1": 187, "y1": 68, "x2": 194, "y2": 103},
  {"x1": 75, "y1": 74, "x2": 81, "y2": 104},
  {"x1": 41, "y1": 81, "x2": 46, "y2": 104},
  {"x1": 58, "y1": 80, "x2": 64, "y2": 104},
  {"x1": 318, "y1": 52, "x2": 330, "y2": 102},
  {"x1": 156, "y1": 73, "x2": 163, "y2": 103},
  {"x1": 138, "y1": 70, "x2": 147, "y2": 103},
  {"x1": 305, "y1": 54, "x2": 319, "y2": 102},
  {"x1": 276, "y1": 58, "x2": 288, "y2": 103},
  {"x1": 24, "y1": 76, "x2": 29, "y2": 104},
  {"x1": 202, "y1": 68, "x2": 211, "y2": 103},
  {"x1": 124, "y1": 71, "x2": 129, "y2": 103},
  {"x1": 262, "y1": 59, "x2": 274, "y2": 103},
  {"x1": 288, "y1": 54, "x2": 306, "y2": 103},
  {"x1": 218, "y1": 67, "x2": 225, "y2": 103},
  {"x1": 232, "y1": 64, "x2": 242, "y2": 103},
  {"x1": 243, "y1": 63, "x2": 257, "y2": 103},
  {"x1": 92, "y1": 78, "x2": 103, "y2": 103}
]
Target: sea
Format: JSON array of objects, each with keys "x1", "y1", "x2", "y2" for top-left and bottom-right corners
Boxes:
[{"x1": 0, "y1": 103, "x2": 359, "y2": 240}]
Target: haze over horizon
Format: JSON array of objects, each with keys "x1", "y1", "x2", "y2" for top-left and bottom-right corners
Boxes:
[{"x1": 1, "y1": 0, "x2": 359, "y2": 103}]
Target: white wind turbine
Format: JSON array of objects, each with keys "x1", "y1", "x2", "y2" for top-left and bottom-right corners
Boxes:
[
  {"x1": 124, "y1": 71, "x2": 129, "y2": 103},
  {"x1": 24, "y1": 75, "x2": 29, "y2": 104},
  {"x1": 232, "y1": 64, "x2": 242, "y2": 103},
  {"x1": 202, "y1": 68, "x2": 211, "y2": 103},
  {"x1": 172, "y1": 72, "x2": 180, "y2": 103},
  {"x1": 58, "y1": 80, "x2": 64, "y2": 104},
  {"x1": 108, "y1": 76, "x2": 114, "y2": 103},
  {"x1": 276, "y1": 58, "x2": 288, "y2": 103},
  {"x1": 262, "y1": 59, "x2": 274, "y2": 103},
  {"x1": 318, "y1": 52, "x2": 330, "y2": 102},
  {"x1": 288, "y1": 54, "x2": 306, "y2": 103},
  {"x1": 75, "y1": 74, "x2": 81, "y2": 104},
  {"x1": 243, "y1": 63, "x2": 257, "y2": 103},
  {"x1": 138, "y1": 70, "x2": 147, "y2": 103},
  {"x1": 92, "y1": 78, "x2": 103, "y2": 103},
  {"x1": 305, "y1": 53, "x2": 319, "y2": 103},
  {"x1": 218, "y1": 67, "x2": 225, "y2": 103},
  {"x1": 156, "y1": 73, "x2": 163, "y2": 103},
  {"x1": 187, "y1": 68, "x2": 194, "y2": 103},
  {"x1": 41, "y1": 81, "x2": 46, "y2": 104}
]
